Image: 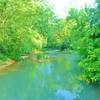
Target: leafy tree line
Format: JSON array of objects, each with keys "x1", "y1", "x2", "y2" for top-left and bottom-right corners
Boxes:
[
  {"x1": 0, "y1": 0, "x2": 61, "y2": 60},
  {"x1": 61, "y1": 1, "x2": 100, "y2": 84},
  {"x1": 46, "y1": 0, "x2": 100, "y2": 84}
]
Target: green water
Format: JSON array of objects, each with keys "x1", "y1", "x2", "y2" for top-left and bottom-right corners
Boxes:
[{"x1": 0, "y1": 51, "x2": 100, "y2": 100}]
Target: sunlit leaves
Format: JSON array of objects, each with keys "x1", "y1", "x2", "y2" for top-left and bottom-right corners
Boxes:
[{"x1": 0, "y1": 0, "x2": 53, "y2": 60}]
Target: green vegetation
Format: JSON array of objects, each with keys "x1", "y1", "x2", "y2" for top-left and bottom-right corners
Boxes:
[
  {"x1": 65, "y1": 2, "x2": 100, "y2": 84},
  {"x1": 0, "y1": 0, "x2": 100, "y2": 84}
]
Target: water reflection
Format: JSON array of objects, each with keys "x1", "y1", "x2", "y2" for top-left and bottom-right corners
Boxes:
[
  {"x1": 0, "y1": 51, "x2": 100, "y2": 100},
  {"x1": 56, "y1": 89, "x2": 74, "y2": 100}
]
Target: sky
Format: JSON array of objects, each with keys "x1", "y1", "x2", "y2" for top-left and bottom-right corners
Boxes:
[{"x1": 49, "y1": 0, "x2": 96, "y2": 18}]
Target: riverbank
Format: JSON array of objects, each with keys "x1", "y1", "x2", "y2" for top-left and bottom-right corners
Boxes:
[
  {"x1": 0, "y1": 50, "x2": 45, "y2": 70},
  {"x1": 0, "y1": 59, "x2": 16, "y2": 70},
  {"x1": 0, "y1": 49, "x2": 71, "y2": 70}
]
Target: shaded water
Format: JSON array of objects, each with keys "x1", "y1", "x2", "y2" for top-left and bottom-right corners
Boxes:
[{"x1": 0, "y1": 51, "x2": 100, "y2": 100}]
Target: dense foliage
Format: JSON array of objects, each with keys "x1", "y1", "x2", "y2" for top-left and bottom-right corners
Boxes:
[
  {"x1": 0, "y1": 0, "x2": 55, "y2": 60},
  {"x1": 0, "y1": 0, "x2": 100, "y2": 84},
  {"x1": 63, "y1": 4, "x2": 100, "y2": 84}
]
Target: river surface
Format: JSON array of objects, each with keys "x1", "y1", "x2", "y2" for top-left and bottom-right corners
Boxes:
[{"x1": 0, "y1": 51, "x2": 100, "y2": 100}]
